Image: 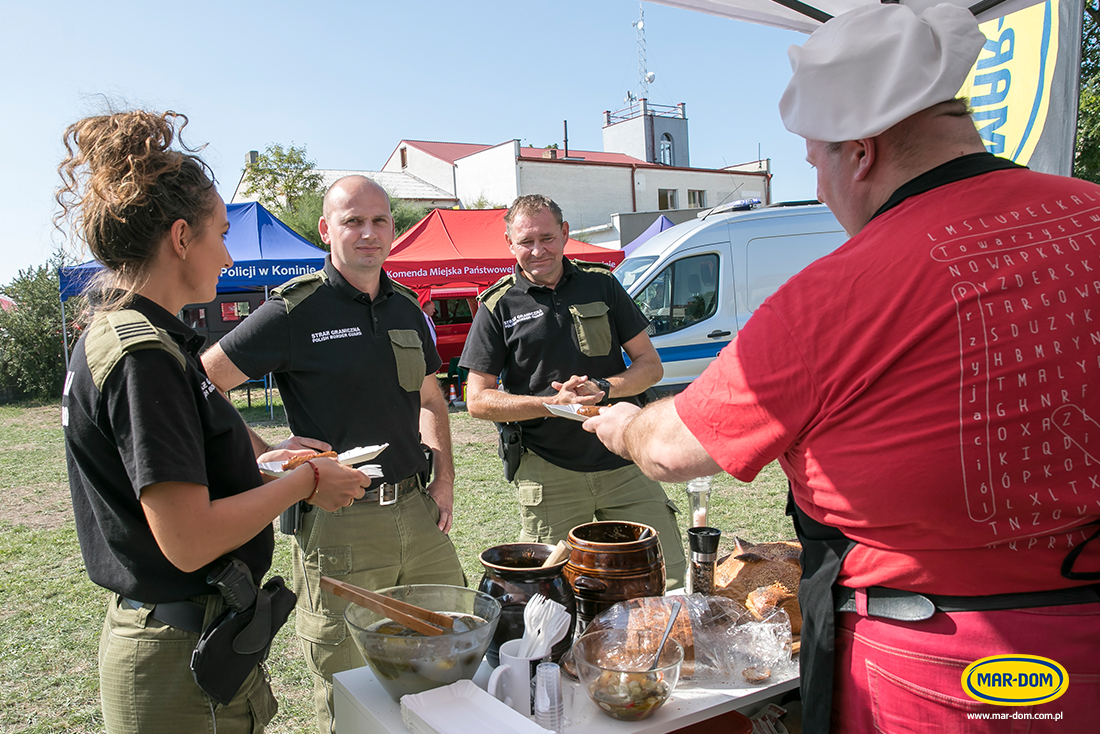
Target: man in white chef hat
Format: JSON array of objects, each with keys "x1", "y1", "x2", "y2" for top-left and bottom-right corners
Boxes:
[{"x1": 586, "y1": 4, "x2": 1100, "y2": 731}]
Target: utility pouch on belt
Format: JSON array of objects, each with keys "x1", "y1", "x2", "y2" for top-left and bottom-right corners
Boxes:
[
  {"x1": 191, "y1": 561, "x2": 296, "y2": 705},
  {"x1": 497, "y1": 422, "x2": 523, "y2": 482}
]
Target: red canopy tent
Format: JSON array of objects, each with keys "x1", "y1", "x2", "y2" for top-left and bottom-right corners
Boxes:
[{"x1": 385, "y1": 208, "x2": 624, "y2": 291}]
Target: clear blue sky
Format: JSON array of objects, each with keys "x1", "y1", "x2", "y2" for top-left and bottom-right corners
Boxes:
[{"x1": 0, "y1": 0, "x2": 816, "y2": 286}]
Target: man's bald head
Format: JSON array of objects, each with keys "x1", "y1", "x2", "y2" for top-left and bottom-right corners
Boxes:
[{"x1": 323, "y1": 175, "x2": 390, "y2": 220}]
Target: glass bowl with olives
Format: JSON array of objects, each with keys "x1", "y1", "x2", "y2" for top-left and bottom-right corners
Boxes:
[{"x1": 571, "y1": 629, "x2": 684, "y2": 721}]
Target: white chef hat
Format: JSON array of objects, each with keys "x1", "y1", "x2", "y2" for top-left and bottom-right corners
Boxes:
[{"x1": 779, "y1": 3, "x2": 987, "y2": 142}]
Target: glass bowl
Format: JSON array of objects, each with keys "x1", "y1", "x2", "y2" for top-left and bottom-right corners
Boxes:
[
  {"x1": 343, "y1": 584, "x2": 501, "y2": 701},
  {"x1": 571, "y1": 628, "x2": 684, "y2": 721}
]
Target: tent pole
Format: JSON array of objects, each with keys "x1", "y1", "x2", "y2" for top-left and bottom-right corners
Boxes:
[
  {"x1": 264, "y1": 285, "x2": 273, "y2": 419},
  {"x1": 59, "y1": 290, "x2": 70, "y2": 374}
]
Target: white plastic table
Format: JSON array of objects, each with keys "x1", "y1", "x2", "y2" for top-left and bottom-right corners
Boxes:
[{"x1": 334, "y1": 659, "x2": 798, "y2": 734}]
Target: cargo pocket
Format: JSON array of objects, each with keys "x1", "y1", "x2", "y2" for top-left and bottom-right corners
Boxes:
[
  {"x1": 388, "y1": 329, "x2": 426, "y2": 391},
  {"x1": 569, "y1": 302, "x2": 612, "y2": 357},
  {"x1": 246, "y1": 670, "x2": 278, "y2": 733},
  {"x1": 295, "y1": 606, "x2": 348, "y2": 646},
  {"x1": 516, "y1": 479, "x2": 544, "y2": 507}
]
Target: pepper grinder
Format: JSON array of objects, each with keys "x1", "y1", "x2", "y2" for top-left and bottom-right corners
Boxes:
[
  {"x1": 687, "y1": 526, "x2": 722, "y2": 595},
  {"x1": 685, "y1": 475, "x2": 713, "y2": 528}
]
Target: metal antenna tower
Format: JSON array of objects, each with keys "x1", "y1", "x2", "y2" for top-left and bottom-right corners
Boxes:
[{"x1": 628, "y1": 3, "x2": 654, "y2": 103}]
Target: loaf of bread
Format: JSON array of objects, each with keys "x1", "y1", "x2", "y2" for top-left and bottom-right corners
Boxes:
[
  {"x1": 713, "y1": 539, "x2": 803, "y2": 635},
  {"x1": 281, "y1": 451, "x2": 337, "y2": 471}
]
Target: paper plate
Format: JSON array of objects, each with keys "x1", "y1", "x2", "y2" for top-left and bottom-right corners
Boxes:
[{"x1": 544, "y1": 403, "x2": 600, "y2": 422}]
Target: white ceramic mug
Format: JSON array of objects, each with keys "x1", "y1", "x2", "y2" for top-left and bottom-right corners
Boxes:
[{"x1": 488, "y1": 638, "x2": 545, "y2": 716}]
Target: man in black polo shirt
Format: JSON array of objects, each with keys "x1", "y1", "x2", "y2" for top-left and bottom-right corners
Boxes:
[
  {"x1": 202, "y1": 176, "x2": 463, "y2": 734},
  {"x1": 460, "y1": 194, "x2": 685, "y2": 589}
]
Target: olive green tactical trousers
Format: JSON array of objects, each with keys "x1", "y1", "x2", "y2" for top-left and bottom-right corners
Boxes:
[
  {"x1": 98, "y1": 594, "x2": 276, "y2": 734},
  {"x1": 292, "y1": 486, "x2": 465, "y2": 734},
  {"x1": 514, "y1": 451, "x2": 687, "y2": 591}
]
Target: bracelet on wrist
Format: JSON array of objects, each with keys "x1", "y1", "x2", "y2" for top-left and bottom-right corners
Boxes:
[{"x1": 304, "y1": 460, "x2": 320, "y2": 503}]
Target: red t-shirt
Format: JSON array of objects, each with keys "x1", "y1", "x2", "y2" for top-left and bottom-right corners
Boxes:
[{"x1": 677, "y1": 165, "x2": 1100, "y2": 595}]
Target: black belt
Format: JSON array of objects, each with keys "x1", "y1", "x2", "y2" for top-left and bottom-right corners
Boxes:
[
  {"x1": 122, "y1": 596, "x2": 207, "y2": 634},
  {"x1": 354, "y1": 475, "x2": 421, "y2": 505},
  {"x1": 836, "y1": 583, "x2": 1100, "y2": 620}
]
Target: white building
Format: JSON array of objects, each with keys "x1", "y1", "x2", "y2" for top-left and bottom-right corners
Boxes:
[{"x1": 234, "y1": 101, "x2": 772, "y2": 248}]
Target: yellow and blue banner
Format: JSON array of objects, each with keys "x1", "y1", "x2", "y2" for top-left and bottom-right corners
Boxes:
[{"x1": 960, "y1": 0, "x2": 1082, "y2": 175}]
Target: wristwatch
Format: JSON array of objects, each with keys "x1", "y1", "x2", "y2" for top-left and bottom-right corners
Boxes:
[{"x1": 591, "y1": 378, "x2": 612, "y2": 405}]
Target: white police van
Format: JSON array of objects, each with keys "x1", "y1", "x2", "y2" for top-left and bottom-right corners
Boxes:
[{"x1": 614, "y1": 201, "x2": 848, "y2": 394}]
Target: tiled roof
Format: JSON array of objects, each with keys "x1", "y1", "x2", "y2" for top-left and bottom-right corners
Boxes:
[
  {"x1": 317, "y1": 171, "x2": 457, "y2": 201},
  {"x1": 402, "y1": 140, "x2": 494, "y2": 164},
  {"x1": 231, "y1": 170, "x2": 457, "y2": 204},
  {"x1": 405, "y1": 139, "x2": 651, "y2": 167},
  {"x1": 516, "y1": 147, "x2": 650, "y2": 165}
]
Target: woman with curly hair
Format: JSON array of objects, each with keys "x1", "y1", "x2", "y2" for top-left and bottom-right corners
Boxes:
[{"x1": 57, "y1": 110, "x2": 366, "y2": 733}]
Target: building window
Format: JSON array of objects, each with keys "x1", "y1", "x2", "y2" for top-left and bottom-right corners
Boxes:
[
  {"x1": 659, "y1": 134, "x2": 673, "y2": 166},
  {"x1": 400, "y1": 147, "x2": 408, "y2": 169},
  {"x1": 688, "y1": 190, "x2": 706, "y2": 208},
  {"x1": 658, "y1": 189, "x2": 678, "y2": 210}
]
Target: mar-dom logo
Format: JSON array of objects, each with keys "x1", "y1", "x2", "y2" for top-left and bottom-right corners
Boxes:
[
  {"x1": 962, "y1": 655, "x2": 1068, "y2": 706},
  {"x1": 959, "y1": 0, "x2": 1058, "y2": 167}
]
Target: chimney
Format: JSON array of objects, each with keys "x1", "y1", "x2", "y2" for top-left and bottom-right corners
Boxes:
[
  {"x1": 246, "y1": 150, "x2": 259, "y2": 165},
  {"x1": 542, "y1": 149, "x2": 558, "y2": 159},
  {"x1": 678, "y1": 102, "x2": 686, "y2": 119}
]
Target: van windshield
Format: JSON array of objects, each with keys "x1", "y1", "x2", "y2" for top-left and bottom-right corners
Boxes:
[{"x1": 613, "y1": 257, "x2": 657, "y2": 289}]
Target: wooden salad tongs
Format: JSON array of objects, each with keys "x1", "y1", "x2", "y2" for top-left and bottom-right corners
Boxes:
[{"x1": 320, "y1": 576, "x2": 454, "y2": 637}]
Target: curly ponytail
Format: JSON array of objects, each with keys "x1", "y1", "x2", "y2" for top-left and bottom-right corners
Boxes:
[{"x1": 55, "y1": 110, "x2": 216, "y2": 307}]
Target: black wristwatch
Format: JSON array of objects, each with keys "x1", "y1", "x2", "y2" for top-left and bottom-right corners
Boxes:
[{"x1": 591, "y1": 378, "x2": 612, "y2": 405}]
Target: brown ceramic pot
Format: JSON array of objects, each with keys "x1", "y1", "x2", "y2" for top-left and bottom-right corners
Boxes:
[
  {"x1": 563, "y1": 521, "x2": 666, "y2": 628},
  {"x1": 477, "y1": 543, "x2": 576, "y2": 666}
]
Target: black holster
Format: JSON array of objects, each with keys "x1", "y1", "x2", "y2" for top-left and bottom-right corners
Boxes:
[
  {"x1": 190, "y1": 574, "x2": 296, "y2": 705},
  {"x1": 497, "y1": 422, "x2": 523, "y2": 482}
]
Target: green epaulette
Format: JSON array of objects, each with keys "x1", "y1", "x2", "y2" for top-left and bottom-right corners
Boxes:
[
  {"x1": 84, "y1": 310, "x2": 187, "y2": 392},
  {"x1": 573, "y1": 260, "x2": 614, "y2": 276},
  {"x1": 390, "y1": 279, "x2": 423, "y2": 309},
  {"x1": 273, "y1": 271, "x2": 328, "y2": 313},
  {"x1": 478, "y1": 274, "x2": 517, "y2": 311}
]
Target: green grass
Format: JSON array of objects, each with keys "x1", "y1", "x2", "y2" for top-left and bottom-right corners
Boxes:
[{"x1": 0, "y1": 397, "x2": 792, "y2": 733}]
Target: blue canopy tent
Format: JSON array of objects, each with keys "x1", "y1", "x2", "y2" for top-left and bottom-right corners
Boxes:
[
  {"x1": 58, "y1": 202, "x2": 326, "y2": 300},
  {"x1": 622, "y1": 215, "x2": 675, "y2": 255},
  {"x1": 58, "y1": 202, "x2": 326, "y2": 417}
]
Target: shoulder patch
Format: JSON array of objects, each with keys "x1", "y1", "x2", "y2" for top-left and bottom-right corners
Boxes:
[
  {"x1": 390, "y1": 280, "x2": 422, "y2": 309},
  {"x1": 573, "y1": 259, "x2": 614, "y2": 276},
  {"x1": 84, "y1": 310, "x2": 187, "y2": 391},
  {"x1": 273, "y1": 271, "x2": 327, "y2": 313},
  {"x1": 478, "y1": 274, "x2": 517, "y2": 311}
]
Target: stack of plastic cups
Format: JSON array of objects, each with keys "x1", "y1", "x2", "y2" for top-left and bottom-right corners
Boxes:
[{"x1": 534, "y1": 662, "x2": 564, "y2": 733}]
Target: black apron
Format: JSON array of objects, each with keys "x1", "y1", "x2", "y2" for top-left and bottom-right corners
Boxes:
[{"x1": 786, "y1": 488, "x2": 856, "y2": 734}]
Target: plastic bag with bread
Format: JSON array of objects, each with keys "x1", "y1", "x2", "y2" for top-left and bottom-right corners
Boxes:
[
  {"x1": 713, "y1": 538, "x2": 802, "y2": 636},
  {"x1": 562, "y1": 594, "x2": 795, "y2": 686}
]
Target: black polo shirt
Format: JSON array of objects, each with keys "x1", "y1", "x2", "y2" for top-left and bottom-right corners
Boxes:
[
  {"x1": 63, "y1": 295, "x2": 272, "y2": 602},
  {"x1": 461, "y1": 258, "x2": 649, "y2": 472},
  {"x1": 217, "y1": 257, "x2": 441, "y2": 483}
]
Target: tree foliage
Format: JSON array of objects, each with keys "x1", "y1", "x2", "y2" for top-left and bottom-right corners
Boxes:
[
  {"x1": 392, "y1": 197, "x2": 429, "y2": 237},
  {"x1": 242, "y1": 143, "x2": 324, "y2": 211},
  {"x1": 0, "y1": 257, "x2": 82, "y2": 400},
  {"x1": 276, "y1": 189, "x2": 326, "y2": 250},
  {"x1": 1075, "y1": 3, "x2": 1100, "y2": 182}
]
